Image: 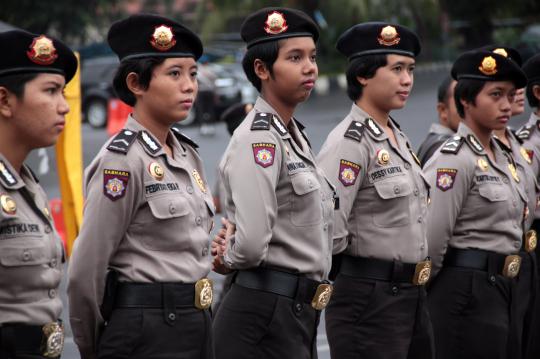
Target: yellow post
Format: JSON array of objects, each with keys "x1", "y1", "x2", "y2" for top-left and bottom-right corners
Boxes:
[{"x1": 56, "y1": 52, "x2": 83, "y2": 257}]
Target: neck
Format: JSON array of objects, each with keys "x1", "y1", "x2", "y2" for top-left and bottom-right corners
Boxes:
[
  {"x1": 463, "y1": 117, "x2": 492, "y2": 149},
  {"x1": 260, "y1": 90, "x2": 296, "y2": 126},
  {"x1": 132, "y1": 108, "x2": 170, "y2": 147},
  {"x1": 355, "y1": 98, "x2": 390, "y2": 127},
  {"x1": 0, "y1": 127, "x2": 31, "y2": 173}
]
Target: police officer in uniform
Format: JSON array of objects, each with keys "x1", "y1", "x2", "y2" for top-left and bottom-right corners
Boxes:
[
  {"x1": 417, "y1": 75, "x2": 459, "y2": 166},
  {"x1": 68, "y1": 14, "x2": 215, "y2": 359},
  {"x1": 317, "y1": 23, "x2": 433, "y2": 359},
  {"x1": 0, "y1": 30, "x2": 77, "y2": 358},
  {"x1": 516, "y1": 53, "x2": 540, "y2": 359},
  {"x1": 211, "y1": 8, "x2": 336, "y2": 359},
  {"x1": 425, "y1": 49, "x2": 528, "y2": 359}
]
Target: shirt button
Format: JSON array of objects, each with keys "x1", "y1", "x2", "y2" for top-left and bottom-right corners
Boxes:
[
  {"x1": 417, "y1": 217, "x2": 423, "y2": 223},
  {"x1": 48, "y1": 289, "x2": 56, "y2": 298},
  {"x1": 420, "y1": 244, "x2": 425, "y2": 250},
  {"x1": 44, "y1": 226, "x2": 52, "y2": 234},
  {"x1": 195, "y1": 216, "x2": 202, "y2": 225},
  {"x1": 22, "y1": 250, "x2": 31, "y2": 262},
  {"x1": 414, "y1": 188, "x2": 419, "y2": 196},
  {"x1": 393, "y1": 185, "x2": 400, "y2": 194},
  {"x1": 307, "y1": 179, "x2": 314, "y2": 188},
  {"x1": 503, "y1": 178, "x2": 509, "y2": 184},
  {"x1": 169, "y1": 204, "x2": 176, "y2": 214},
  {"x1": 515, "y1": 241, "x2": 521, "y2": 248},
  {"x1": 50, "y1": 258, "x2": 57, "y2": 268},
  {"x1": 323, "y1": 223, "x2": 328, "y2": 231},
  {"x1": 187, "y1": 186, "x2": 194, "y2": 194},
  {"x1": 202, "y1": 247, "x2": 209, "y2": 256}
]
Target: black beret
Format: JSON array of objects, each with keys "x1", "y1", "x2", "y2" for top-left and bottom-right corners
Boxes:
[
  {"x1": 451, "y1": 50, "x2": 527, "y2": 88},
  {"x1": 336, "y1": 22, "x2": 421, "y2": 61},
  {"x1": 241, "y1": 7, "x2": 319, "y2": 49},
  {"x1": 0, "y1": 30, "x2": 77, "y2": 82},
  {"x1": 522, "y1": 53, "x2": 540, "y2": 83},
  {"x1": 108, "y1": 14, "x2": 203, "y2": 61},
  {"x1": 220, "y1": 102, "x2": 253, "y2": 135},
  {"x1": 479, "y1": 45, "x2": 522, "y2": 66}
]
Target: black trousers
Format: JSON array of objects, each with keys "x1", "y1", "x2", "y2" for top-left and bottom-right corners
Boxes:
[
  {"x1": 325, "y1": 274, "x2": 434, "y2": 359},
  {"x1": 213, "y1": 284, "x2": 320, "y2": 359},
  {"x1": 97, "y1": 307, "x2": 214, "y2": 359},
  {"x1": 0, "y1": 325, "x2": 53, "y2": 359},
  {"x1": 428, "y1": 267, "x2": 513, "y2": 359}
]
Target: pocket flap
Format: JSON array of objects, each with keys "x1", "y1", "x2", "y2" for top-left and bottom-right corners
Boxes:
[
  {"x1": 0, "y1": 245, "x2": 48, "y2": 267},
  {"x1": 478, "y1": 185, "x2": 507, "y2": 202},
  {"x1": 291, "y1": 173, "x2": 321, "y2": 195},
  {"x1": 373, "y1": 180, "x2": 412, "y2": 199},
  {"x1": 148, "y1": 196, "x2": 190, "y2": 219}
]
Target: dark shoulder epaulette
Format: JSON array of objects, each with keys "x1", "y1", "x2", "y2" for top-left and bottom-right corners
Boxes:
[
  {"x1": 107, "y1": 129, "x2": 138, "y2": 154},
  {"x1": 251, "y1": 112, "x2": 271, "y2": 130},
  {"x1": 516, "y1": 125, "x2": 533, "y2": 140},
  {"x1": 171, "y1": 127, "x2": 199, "y2": 149},
  {"x1": 344, "y1": 121, "x2": 365, "y2": 142},
  {"x1": 440, "y1": 136, "x2": 465, "y2": 154}
]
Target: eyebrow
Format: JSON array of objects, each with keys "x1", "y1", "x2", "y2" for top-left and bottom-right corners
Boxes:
[
  {"x1": 43, "y1": 81, "x2": 63, "y2": 88},
  {"x1": 284, "y1": 47, "x2": 317, "y2": 54},
  {"x1": 390, "y1": 61, "x2": 415, "y2": 67},
  {"x1": 167, "y1": 63, "x2": 198, "y2": 70}
]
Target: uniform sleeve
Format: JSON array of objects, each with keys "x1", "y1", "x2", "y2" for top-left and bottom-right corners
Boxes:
[
  {"x1": 222, "y1": 131, "x2": 281, "y2": 269},
  {"x1": 67, "y1": 153, "x2": 140, "y2": 359},
  {"x1": 425, "y1": 152, "x2": 472, "y2": 275},
  {"x1": 317, "y1": 134, "x2": 367, "y2": 254}
]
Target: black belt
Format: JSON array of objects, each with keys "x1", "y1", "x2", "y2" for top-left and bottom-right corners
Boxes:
[
  {"x1": 233, "y1": 267, "x2": 321, "y2": 304},
  {"x1": 444, "y1": 247, "x2": 521, "y2": 278},
  {"x1": 0, "y1": 321, "x2": 63, "y2": 357},
  {"x1": 114, "y1": 282, "x2": 195, "y2": 308},
  {"x1": 339, "y1": 255, "x2": 418, "y2": 283}
]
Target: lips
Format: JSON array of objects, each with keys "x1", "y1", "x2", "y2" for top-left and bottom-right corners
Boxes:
[
  {"x1": 397, "y1": 91, "x2": 410, "y2": 100},
  {"x1": 301, "y1": 79, "x2": 315, "y2": 89}
]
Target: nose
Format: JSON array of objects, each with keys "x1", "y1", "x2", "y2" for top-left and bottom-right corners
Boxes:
[
  {"x1": 58, "y1": 94, "x2": 70, "y2": 115},
  {"x1": 303, "y1": 58, "x2": 317, "y2": 76},
  {"x1": 401, "y1": 70, "x2": 413, "y2": 86},
  {"x1": 182, "y1": 75, "x2": 196, "y2": 94}
]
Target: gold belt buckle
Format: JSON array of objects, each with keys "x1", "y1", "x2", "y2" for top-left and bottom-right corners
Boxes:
[
  {"x1": 412, "y1": 260, "x2": 432, "y2": 286},
  {"x1": 195, "y1": 278, "x2": 213, "y2": 310},
  {"x1": 311, "y1": 283, "x2": 333, "y2": 310},
  {"x1": 503, "y1": 255, "x2": 522, "y2": 278},
  {"x1": 525, "y1": 230, "x2": 537, "y2": 253},
  {"x1": 41, "y1": 322, "x2": 64, "y2": 358}
]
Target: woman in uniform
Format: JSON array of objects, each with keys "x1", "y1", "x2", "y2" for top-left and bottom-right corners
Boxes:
[
  {"x1": 425, "y1": 49, "x2": 528, "y2": 359},
  {"x1": 317, "y1": 23, "x2": 433, "y2": 359},
  {"x1": 68, "y1": 14, "x2": 215, "y2": 359},
  {"x1": 0, "y1": 30, "x2": 77, "y2": 358},
  {"x1": 211, "y1": 7, "x2": 336, "y2": 359}
]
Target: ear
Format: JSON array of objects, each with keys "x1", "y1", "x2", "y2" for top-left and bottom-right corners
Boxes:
[
  {"x1": 0, "y1": 87, "x2": 15, "y2": 118},
  {"x1": 437, "y1": 102, "x2": 448, "y2": 124},
  {"x1": 460, "y1": 98, "x2": 471, "y2": 112},
  {"x1": 126, "y1": 72, "x2": 145, "y2": 97},
  {"x1": 356, "y1": 75, "x2": 368, "y2": 87},
  {"x1": 533, "y1": 84, "x2": 540, "y2": 102},
  {"x1": 254, "y1": 59, "x2": 270, "y2": 82}
]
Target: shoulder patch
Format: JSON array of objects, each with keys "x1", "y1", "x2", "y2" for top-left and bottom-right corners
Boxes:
[
  {"x1": 171, "y1": 127, "x2": 199, "y2": 149},
  {"x1": 251, "y1": 112, "x2": 271, "y2": 131},
  {"x1": 103, "y1": 169, "x2": 130, "y2": 201},
  {"x1": 440, "y1": 136, "x2": 465, "y2": 154},
  {"x1": 0, "y1": 160, "x2": 18, "y2": 187},
  {"x1": 339, "y1": 159, "x2": 361, "y2": 187},
  {"x1": 252, "y1": 143, "x2": 276, "y2": 168},
  {"x1": 138, "y1": 130, "x2": 162, "y2": 155},
  {"x1": 107, "y1": 129, "x2": 138, "y2": 154},
  {"x1": 516, "y1": 125, "x2": 533, "y2": 140},
  {"x1": 365, "y1": 118, "x2": 383, "y2": 137},
  {"x1": 344, "y1": 121, "x2": 365, "y2": 142},
  {"x1": 466, "y1": 134, "x2": 484, "y2": 153},
  {"x1": 436, "y1": 168, "x2": 458, "y2": 191},
  {"x1": 271, "y1": 115, "x2": 288, "y2": 136}
]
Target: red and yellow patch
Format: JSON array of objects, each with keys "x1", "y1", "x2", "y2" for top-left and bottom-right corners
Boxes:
[
  {"x1": 436, "y1": 168, "x2": 457, "y2": 192},
  {"x1": 339, "y1": 159, "x2": 361, "y2": 187},
  {"x1": 252, "y1": 143, "x2": 276, "y2": 168},
  {"x1": 103, "y1": 169, "x2": 130, "y2": 201}
]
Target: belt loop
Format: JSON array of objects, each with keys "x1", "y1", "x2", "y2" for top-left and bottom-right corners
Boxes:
[
  {"x1": 293, "y1": 277, "x2": 305, "y2": 317},
  {"x1": 487, "y1": 254, "x2": 497, "y2": 285},
  {"x1": 390, "y1": 260, "x2": 402, "y2": 295},
  {"x1": 162, "y1": 284, "x2": 176, "y2": 326}
]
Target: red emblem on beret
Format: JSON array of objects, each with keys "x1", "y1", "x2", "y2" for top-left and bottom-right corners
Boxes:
[
  {"x1": 252, "y1": 143, "x2": 276, "y2": 168},
  {"x1": 264, "y1": 11, "x2": 288, "y2": 35},
  {"x1": 150, "y1": 25, "x2": 177, "y2": 51},
  {"x1": 339, "y1": 159, "x2": 361, "y2": 187},
  {"x1": 26, "y1": 35, "x2": 58, "y2": 65}
]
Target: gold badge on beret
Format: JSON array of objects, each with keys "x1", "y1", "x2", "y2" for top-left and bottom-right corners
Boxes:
[
  {"x1": 27, "y1": 35, "x2": 58, "y2": 65},
  {"x1": 0, "y1": 194, "x2": 16, "y2": 215},
  {"x1": 150, "y1": 25, "x2": 176, "y2": 51},
  {"x1": 508, "y1": 163, "x2": 519, "y2": 182},
  {"x1": 493, "y1": 48, "x2": 508, "y2": 57},
  {"x1": 478, "y1": 56, "x2": 498, "y2": 76},
  {"x1": 264, "y1": 11, "x2": 288, "y2": 35},
  {"x1": 377, "y1": 149, "x2": 390, "y2": 166},
  {"x1": 477, "y1": 158, "x2": 489, "y2": 171},
  {"x1": 192, "y1": 169, "x2": 206, "y2": 193},
  {"x1": 378, "y1": 25, "x2": 400, "y2": 46},
  {"x1": 148, "y1": 162, "x2": 164, "y2": 180}
]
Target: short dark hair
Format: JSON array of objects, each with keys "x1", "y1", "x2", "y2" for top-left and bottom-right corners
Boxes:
[
  {"x1": 113, "y1": 57, "x2": 166, "y2": 106},
  {"x1": 526, "y1": 80, "x2": 540, "y2": 108},
  {"x1": 454, "y1": 79, "x2": 486, "y2": 118},
  {"x1": 0, "y1": 73, "x2": 39, "y2": 99},
  {"x1": 437, "y1": 75, "x2": 454, "y2": 104},
  {"x1": 242, "y1": 40, "x2": 280, "y2": 92},
  {"x1": 345, "y1": 54, "x2": 387, "y2": 101}
]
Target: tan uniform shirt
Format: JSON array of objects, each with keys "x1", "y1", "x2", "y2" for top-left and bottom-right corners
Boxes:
[
  {"x1": 317, "y1": 104, "x2": 429, "y2": 263},
  {"x1": 516, "y1": 113, "x2": 540, "y2": 219},
  {"x1": 425, "y1": 123, "x2": 527, "y2": 274},
  {"x1": 68, "y1": 116, "x2": 214, "y2": 357},
  {"x1": 0, "y1": 155, "x2": 63, "y2": 325},
  {"x1": 219, "y1": 97, "x2": 335, "y2": 281}
]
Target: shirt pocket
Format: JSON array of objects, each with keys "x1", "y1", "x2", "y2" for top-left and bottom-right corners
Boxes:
[
  {"x1": 371, "y1": 178, "x2": 412, "y2": 228},
  {"x1": 290, "y1": 172, "x2": 323, "y2": 227},
  {"x1": 478, "y1": 184, "x2": 508, "y2": 202},
  {"x1": 0, "y1": 244, "x2": 48, "y2": 267}
]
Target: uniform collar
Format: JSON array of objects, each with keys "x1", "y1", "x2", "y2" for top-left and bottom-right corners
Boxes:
[
  {"x1": 429, "y1": 123, "x2": 454, "y2": 136},
  {"x1": 0, "y1": 153, "x2": 24, "y2": 189},
  {"x1": 253, "y1": 97, "x2": 291, "y2": 139},
  {"x1": 125, "y1": 115, "x2": 167, "y2": 158},
  {"x1": 349, "y1": 103, "x2": 388, "y2": 141},
  {"x1": 526, "y1": 112, "x2": 540, "y2": 127},
  {"x1": 457, "y1": 123, "x2": 488, "y2": 155}
]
